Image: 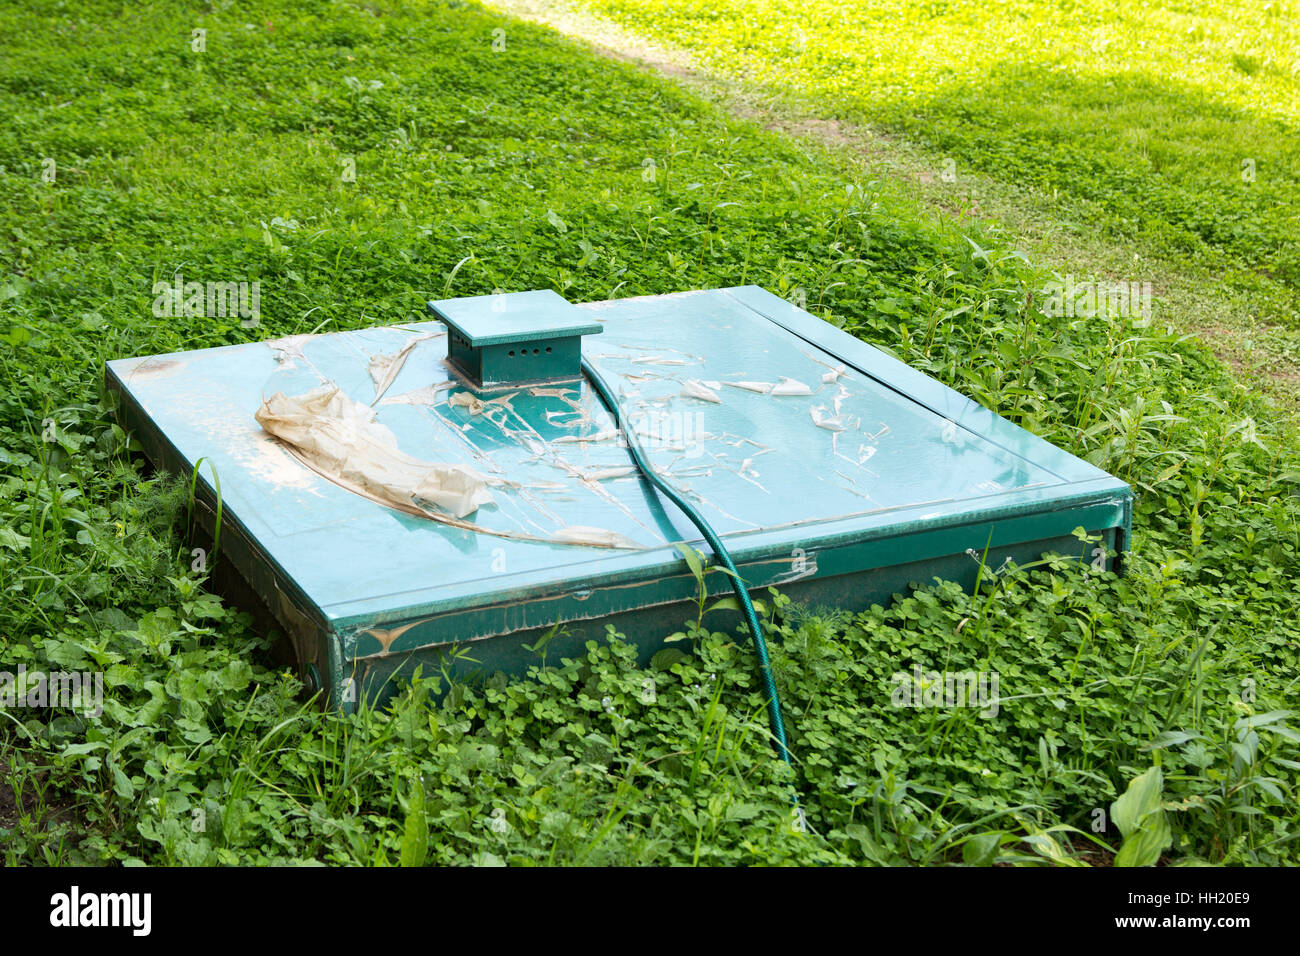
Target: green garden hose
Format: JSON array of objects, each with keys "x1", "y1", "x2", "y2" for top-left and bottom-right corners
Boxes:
[{"x1": 581, "y1": 356, "x2": 794, "y2": 770}]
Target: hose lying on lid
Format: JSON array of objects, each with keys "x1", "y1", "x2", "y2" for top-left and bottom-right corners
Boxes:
[{"x1": 580, "y1": 355, "x2": 794, "y2": 772}]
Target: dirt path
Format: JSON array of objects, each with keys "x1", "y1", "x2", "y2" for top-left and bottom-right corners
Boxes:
[{"x1": 486, "y1": 0, "x2": 1300, "y2": 413}]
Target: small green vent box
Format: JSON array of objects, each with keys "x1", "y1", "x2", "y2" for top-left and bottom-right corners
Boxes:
[{"x1": 429, "y1": 289, "x2": 603, "y2": 388}]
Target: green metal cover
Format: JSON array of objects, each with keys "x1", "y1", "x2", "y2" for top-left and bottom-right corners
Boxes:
[{"x1": 105, "y1": 286, "x2": 1132, "y2": 709}]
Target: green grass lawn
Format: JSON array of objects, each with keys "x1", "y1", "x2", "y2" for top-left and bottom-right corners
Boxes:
[
  {"x1": 0, "y1": 0, "x2": 1297, "y2": 865},
  {"x1": 523, "y1": 0, "x2": 1300, "y2": 406},
  {"x1": 572, "y1": 0, "x2": 1300, "y2": 304}
]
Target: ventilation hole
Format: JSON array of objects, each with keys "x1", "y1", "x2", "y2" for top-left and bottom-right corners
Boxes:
[
  {"x1": 545, "y1": 346, "x2": 552, "y2": 354},
  {"x1": 508, "y1": 350, "x2": 515, "y2": 357},
  {"x1": 533, "y1": 348, "x2": 540, "y2": 355}
]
